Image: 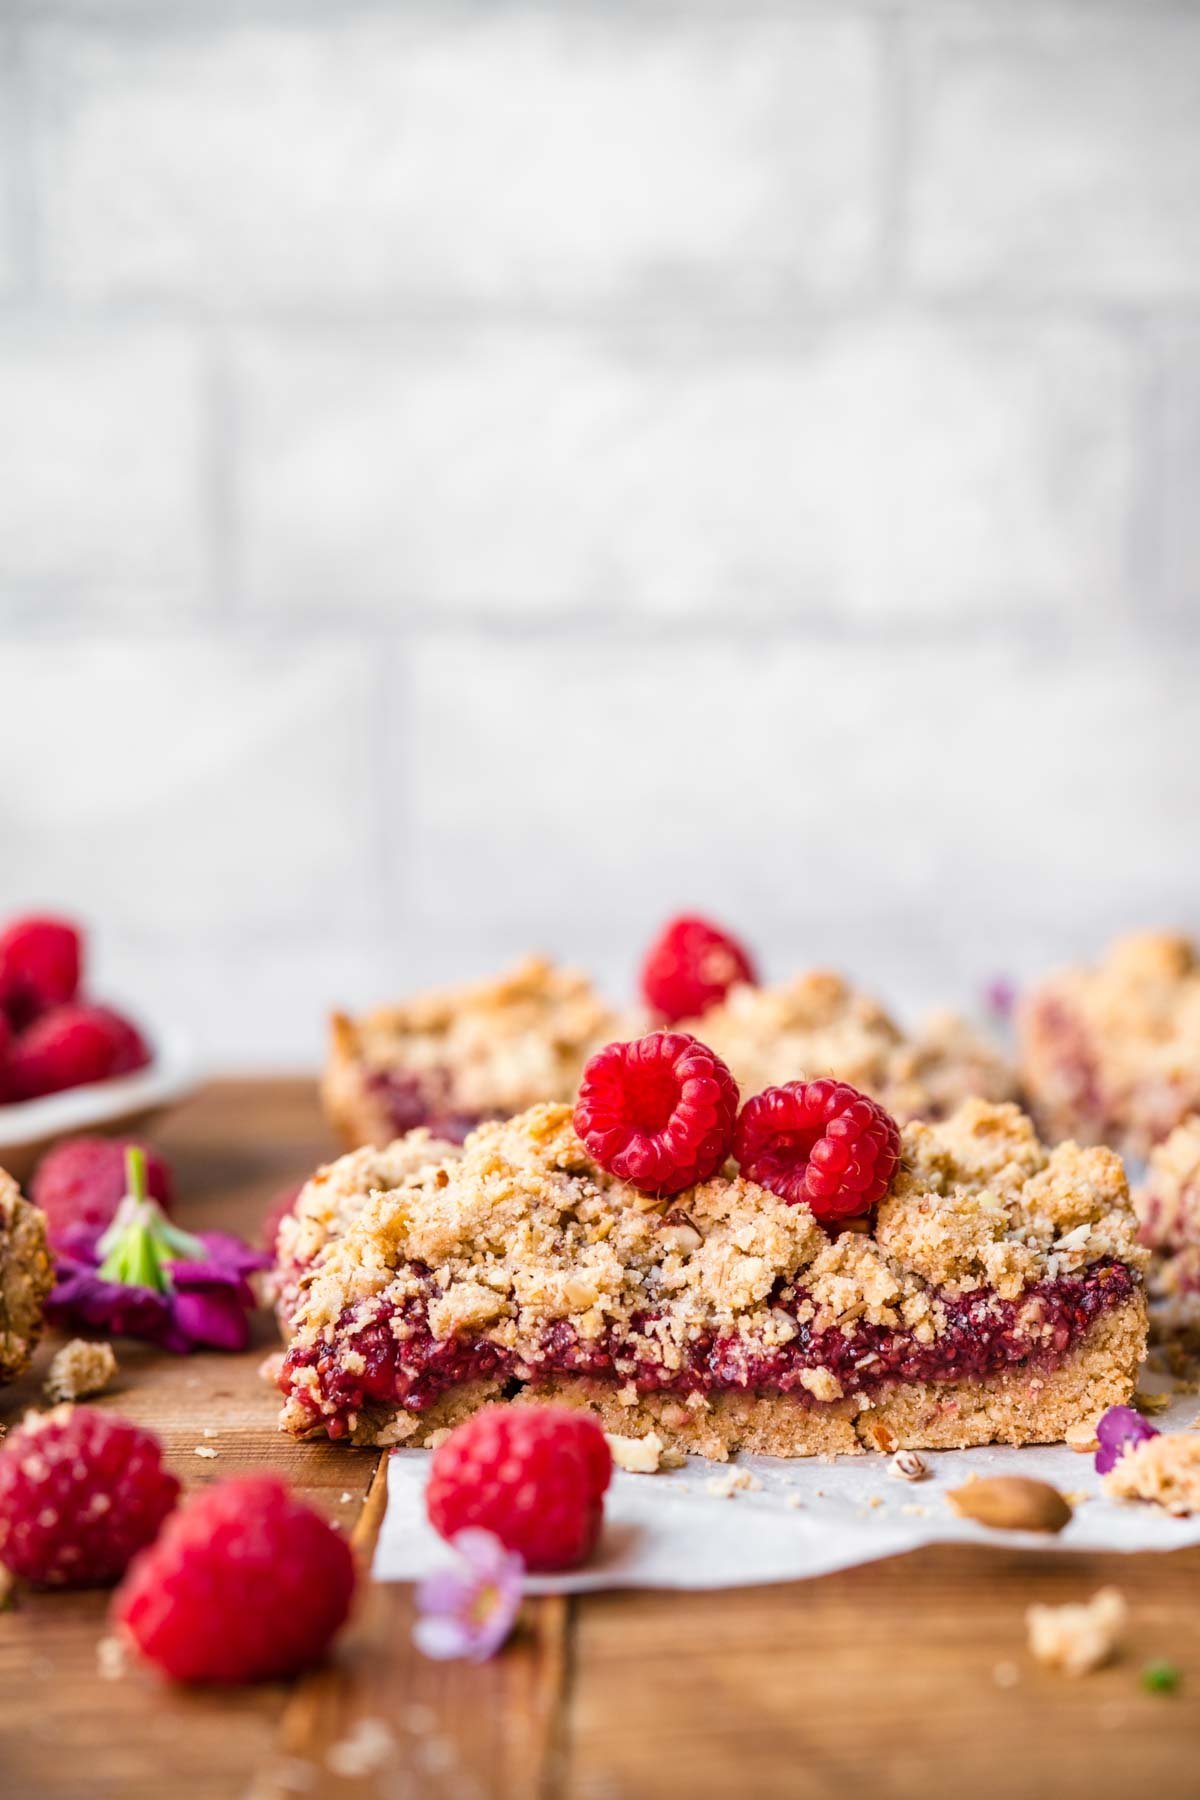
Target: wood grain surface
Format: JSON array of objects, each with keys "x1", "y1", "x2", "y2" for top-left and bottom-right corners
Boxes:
[{"x1": 1, "y1": 1080, "x2": 1198, "y2": 1800}]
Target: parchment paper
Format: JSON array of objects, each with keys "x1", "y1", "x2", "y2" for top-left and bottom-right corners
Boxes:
[{"x1": 373, "y1": 1385, "x2": 1200, "y2": 1591}]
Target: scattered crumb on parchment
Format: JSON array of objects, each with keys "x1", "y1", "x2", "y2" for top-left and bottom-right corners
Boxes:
[
  {"x1": 1104, "y1": 1432, "x2": 1200, "y2": 1516},
  {"x1": 1026, "y1": 1589, "x2": 1127, "y2": 1676},
  {"x1": 705, "y1": 1468, "x2": 762, "y2": 1500},
  {"x1": 606, "y1": 1431, "x2": 665, "y2": 1474},
  {"x1": 1065, "y1": 1418, "x2": 1100, "y2": 1453}
]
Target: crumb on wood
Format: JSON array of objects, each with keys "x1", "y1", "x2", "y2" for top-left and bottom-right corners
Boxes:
[
  {"x1": 325, "y1": 1719, "x2": 395, "y2": 1779},
  {"x1": 96, "y1": 1636, "x2": 127, "y2": 1682},
  {"x1": 1026, "y1": 1588, "x2": 1127, "y2": 1676},
  {"x1": 44, "y1": 1339, "x2": 118, "y2": 1405},
  {"x1": 194, "y1": 1445, "x2": 218, "y2": 1459}
]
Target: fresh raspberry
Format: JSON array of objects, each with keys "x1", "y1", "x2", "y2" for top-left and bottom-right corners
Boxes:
[
  {"x1": 427, "y1": 1405, "x2": 611, "y2": 1573},
  {"x1": 8, "y1": 1003, "x2": 151, "y2": 1101},
  {"x1": 0, "y1": 1010, "x2": 11, "y2": 1100},
  {"x1": 31, "y1": 1136, "x2": 173, "y2": 1250},
  {"x1": 574, "y1": 1032, "x2": 739, "y2": 1197},
  {"x1": 639, "y1": 915, "x2": 758, "y2": 1022},
  {"x1": 0, "y1": 915, "x2": 82, "y2": 1030},
  {"x1": 734, "y1": 1079, "x2": 901, "y2": 1223},
  {"x1": 0, "y1": 1406, "x2": 179, "y2": 1588},
  {"x1": 112, "y1": 1475, "x2": 356, "y2": 1684}
]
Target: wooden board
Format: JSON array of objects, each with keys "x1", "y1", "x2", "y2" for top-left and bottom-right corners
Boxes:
[{"x1": 2, "y1": 1080, "x2": 1200, "y2": 1799}]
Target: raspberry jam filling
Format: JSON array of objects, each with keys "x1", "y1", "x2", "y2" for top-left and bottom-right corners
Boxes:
[
  {"x1": 365, "y1": 1069, "x2": 485, "y2": 1144},
  {"x1": 280, "y1": 1257, "x2": 1137, "y2": 1439}
]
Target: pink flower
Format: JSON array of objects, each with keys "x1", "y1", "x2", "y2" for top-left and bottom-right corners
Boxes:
[{"x1": 412, "y1": 1530, "x2": 524, "y2": 1663}]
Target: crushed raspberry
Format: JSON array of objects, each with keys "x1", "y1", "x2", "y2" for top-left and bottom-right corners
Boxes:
[
  {"x1": 0, "y1": 1406, "x2": 179, "y2": 1588},
  {"x1": 640, "y1": 915, "x2": 757, "y2": 1022},
  {"x1": 112, "y1": 1475, "x2": 356, "y2": 1683},
  {"x1": 734, "y1": 1078, "x2": 901, "y2": 1222},
  {"x1": 31, "y1": 1136, "x2": 173, "y2": 1250},
  {"x1": 426, "y1": 1404, "x2": 611, "y2": 1573},
  {"x1": 8, "y1": 1003, "x2": 151, "y2": 1101},
  {"x1": 0, "y1": 915, "x2": 82, "y2": 1030},
  {"x1": 574, "y1": 1033, "x2": 739, "y2": 1197},
  {"x1": 260, "y1": 1181, "x2": 304, "y2": 1254}
]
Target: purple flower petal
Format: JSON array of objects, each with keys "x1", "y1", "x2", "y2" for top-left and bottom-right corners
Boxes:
[
  {"x1": 412, "y1": 1613, "x2": 479, "y2": 1661},
  {"x1": 1095, "y1": 1404, "x2": 1160, "y2": 1475},
  {"x1": 984, "y1": 977, "x2": 1017, "y2": 1019},
  {"x1": 168, "y1": 1285, "x2": 253, "y2": 1352},
  {"x1": 195, "y1": 1231, "x2": 271, "y2": 1278},
  {"x1": 413, "y1": 1530, "x2": 524, "y2": 1664}
]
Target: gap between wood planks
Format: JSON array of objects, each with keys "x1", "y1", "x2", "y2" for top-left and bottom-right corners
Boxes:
[{"x1": 257, "y1": 1455, "x2": 577, "y2": 1799}]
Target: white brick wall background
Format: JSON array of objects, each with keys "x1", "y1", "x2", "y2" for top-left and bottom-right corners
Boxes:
[{"x1": 1, "y1": 1, "x2": 1198, "y2": 1067}]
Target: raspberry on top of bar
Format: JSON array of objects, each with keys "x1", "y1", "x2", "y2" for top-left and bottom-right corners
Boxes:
[
  {"x1": 1019, "y1": 931, "x2": 1200, "y2": 1157},
  {"x1": 321, "y1": 956, "x2": 620, "y2": 1150},
  {"x1": 279, "y1": 1097, "x2": 1147, "y2": 1458},
  {"x1": 679, "y1": 970, "x2": 1015, "y2": 1124}
]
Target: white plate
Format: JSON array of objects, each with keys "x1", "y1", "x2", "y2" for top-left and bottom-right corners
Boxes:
[{"x1": 0, "y1": 1025, "x2": 198, "y2": 1183}]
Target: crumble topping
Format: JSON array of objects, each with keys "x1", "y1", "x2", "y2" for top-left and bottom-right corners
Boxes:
[
  {"x1": 1019, "y1": 931, "x2": 1200, "y2": 1156},
  {"x1": 1103, "y1": 1430, "x2": 1200, "y2": 1515},
  {"x1": 1136, "y1": 1114, "x2": 1200, "y2": 1253},
  {"x1": 289, "y1": 1099, "x2": 1144, "y2": 1380},
  {"x1": 0, "y1": 1168, "x2": 54, "y2": 1385},
  {"x1": 681, "y1": 971, "x2": 1014, "y2": 1124},
  {"x1": 326, "y1": 956, "x2": 618, "y2": 1123},
  {"x1": 276, "y1": 1130, "x2": 465, "y2": 1319}
]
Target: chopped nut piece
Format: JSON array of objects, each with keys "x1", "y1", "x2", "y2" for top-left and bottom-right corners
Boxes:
[
  {"x1": 1133, "y1": 1392, "x2": 1171, "y2": 1415},
  {"x1": 889, "y1": 1449, "x2": 928, "y2": 1482},
  {"x1": 1065, "y1": 1418, "x2": 1100, "y2": 1453},
  {"x1": 44, "y1": 1339, "x2": 118, "y2": 1405},
  {"x1": 948, "y1": 1476, "x2": 1072, "y2": 1534},
  {"x1": 1027, "y1": 1588, "x2": 1127, "y2": 1676},
  {"x1": 1103, "y1": 1430, "x2": 1200, "y2": 1515},
  {"x1": 606, "y1": 1431, "x2": 665, "y2": 1475}
]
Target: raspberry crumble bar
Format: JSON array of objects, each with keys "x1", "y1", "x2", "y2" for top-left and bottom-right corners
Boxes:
[
  {"x1": 321, "y1": 957, "x2": 618, "y2": 1150},
  {"x1": 1018, "y1": 932, "x2": 1200, "y2": 1157},
  {"x1": 1133, "y1": 1114, "x2": 1200, "y2": 1304},
  {"x1": 278, "y1": 1099, "x2": 1147, "y2": 1459},
  {"x1": 680, "y1": 970, "x2": 1016, "y2": 1125},
  {"x1": 0, "y1": 1166, "x2": 54, "y2": 1383}
]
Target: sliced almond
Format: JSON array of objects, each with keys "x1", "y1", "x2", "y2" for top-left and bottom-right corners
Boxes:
[{"x1": 947, "y1": 1476, "x2": 1072, "y2": 1534}]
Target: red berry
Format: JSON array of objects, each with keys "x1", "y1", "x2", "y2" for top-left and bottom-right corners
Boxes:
[
  {"x1": 426, "y1": 1405, "x2": 611, "y2": 1573},
  {"x1": 8, "y1": 1004, "x2": 151, "y2": 1101},
  {"x1": 639, "y1": 915, "x2": 757, "y2": 1022},
  {"x1": 734, "y1": 1079, "x2": 901, "y2": 1222},
  {"x1": 0, "y1": 1010, "x2": 11, "y2": 1100},
  {"x1": 0, "y1": 1406, "x2": 179, "y2": 1588},
  {"x1": 31, "y1": 1136, "x2": 173, "y2": 1249},
  {"x1": 0, "y1": 916, "x2": 82, "y2": 1030},
  {"x1": 260, "y1": 1181, "x2": 304, "y2": 1254},
  {"x1": 112, "y1": 1476, "x2": 356, "y2": 1684},
  {"x1": 574, "y1": 1032, "x2": 739, "y2": 1197}
]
